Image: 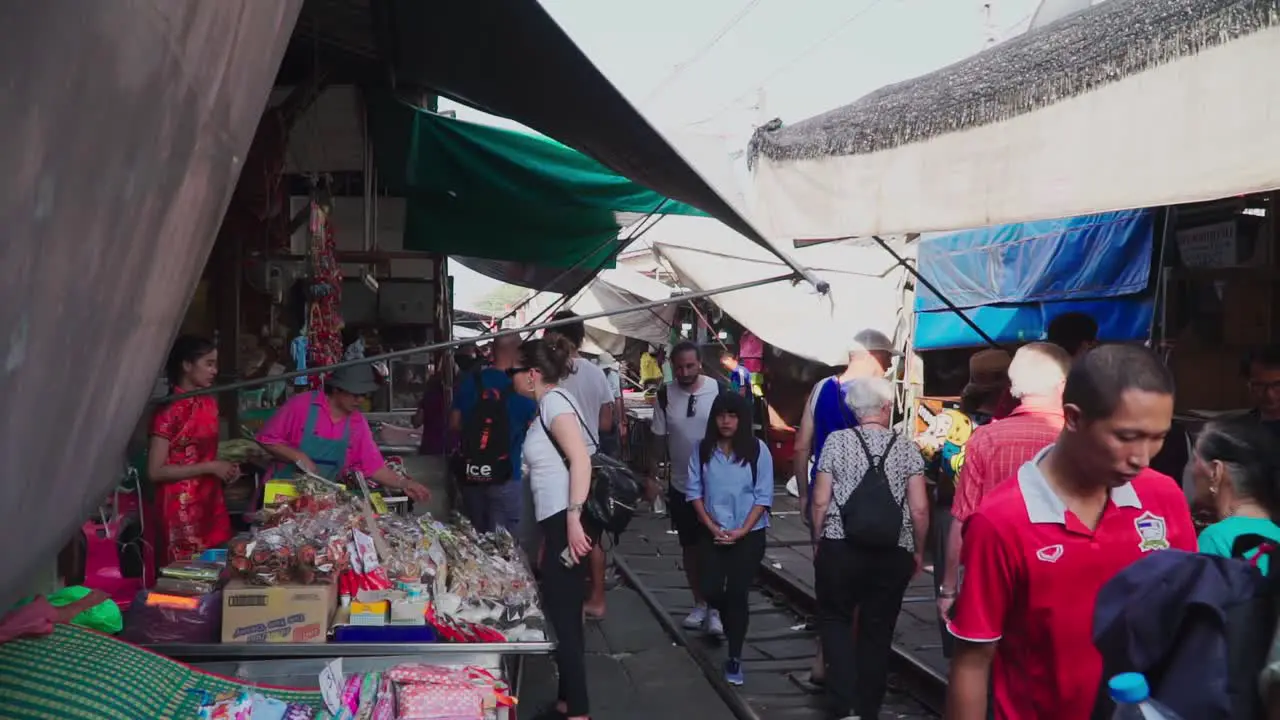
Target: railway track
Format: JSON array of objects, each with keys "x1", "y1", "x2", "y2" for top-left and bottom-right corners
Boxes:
[{"x1": 613, "y1": 529, "x2": 946, "y2": 720}]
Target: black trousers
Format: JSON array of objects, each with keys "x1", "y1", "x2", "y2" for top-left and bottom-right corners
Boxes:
[
  {"x1": 538, "y1": 510, "x2": 590, "y2": 716},
  {"x1": 814, "y1": 538, "x2": 915, "y2": 719},
  {"x1": 931, "y1": 499, "x2": 955, "y2": 659},
  {"x1": 699, "y1": 528, "x2": 767, "y2": 658}
]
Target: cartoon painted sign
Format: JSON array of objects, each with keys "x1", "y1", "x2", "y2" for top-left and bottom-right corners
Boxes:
[{"x1": 915, "y1": 397, "x2": 978, "y2": 489}]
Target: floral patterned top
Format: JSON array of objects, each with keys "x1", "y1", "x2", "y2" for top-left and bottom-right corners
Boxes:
[{"x1": 149, "y1": 391, "x2": 230, "y2": 564}]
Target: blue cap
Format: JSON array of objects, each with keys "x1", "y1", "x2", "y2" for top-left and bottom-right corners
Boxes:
[{"x1": 1108, "y1": 673, "x2": 1151, "y2": 704}]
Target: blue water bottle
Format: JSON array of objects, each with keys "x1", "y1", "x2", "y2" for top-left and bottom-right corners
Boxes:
[{"x1": 1108, "y1": 673, "x2": 1183, "y2": 719}]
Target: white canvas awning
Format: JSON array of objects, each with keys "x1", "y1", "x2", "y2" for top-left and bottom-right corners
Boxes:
[
  {"x1": 521, "y1": 266, "x2": 676, "y2": 354},
  {"x1": 647, "y1": 216, "x2": 914, "y2": 366},
  {"x1": 749, "y1": 0, "x2": 1280, "y2": 240}
]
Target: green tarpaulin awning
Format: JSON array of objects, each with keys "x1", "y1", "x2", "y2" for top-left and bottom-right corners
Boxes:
[{"x1": 370, "y1": 95, "x2": 705, "y2": 270}]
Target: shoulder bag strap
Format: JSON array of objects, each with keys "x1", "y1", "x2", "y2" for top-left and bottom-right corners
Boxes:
[
  {"x1": 538, "y1": 397, "x2": 569, "y2": 470},
  {"x1": 538, "y1": 390, "x2": 598, "y2": 464},
  {"x1": 850, "y1": 425, "x2": 876, "y2": 466}
]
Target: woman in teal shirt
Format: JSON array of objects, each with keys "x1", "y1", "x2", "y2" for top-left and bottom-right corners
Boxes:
[{"x1": 1190, "y1": 418, "x2": 1280, "y2": 571}]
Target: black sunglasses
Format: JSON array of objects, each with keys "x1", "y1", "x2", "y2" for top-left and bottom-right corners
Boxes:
[
  {"x1": 687, "y1": 393, "x2": 698, "y2": 418},
  {"x1": 506, "y1": 366, "x2": 531, "y2": 377}
]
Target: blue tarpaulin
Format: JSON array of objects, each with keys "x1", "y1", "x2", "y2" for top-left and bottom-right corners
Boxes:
[{"x1": 914, "y1": 210, "x2": 1155, "y2": 350}]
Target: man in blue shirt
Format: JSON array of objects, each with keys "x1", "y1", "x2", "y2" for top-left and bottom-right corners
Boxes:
[{"x1": 449, "y1": 334, "x2": 536, "y2": 534}]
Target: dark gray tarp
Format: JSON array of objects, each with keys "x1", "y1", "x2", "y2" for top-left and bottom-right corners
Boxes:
[
  {"x1": 373, "y1": 0, "x2": 823, "y2": 290},
  {"x1": 0, "y1": 0, "x2": 301, "y2": 607},
  {"x1": 451, "y1": 257, "x2": 601, "y2": 296}
]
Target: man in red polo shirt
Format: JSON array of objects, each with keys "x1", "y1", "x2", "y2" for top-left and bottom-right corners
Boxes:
[
  {"x1": 938, "y1": 343, "x2": 1072, "y2": 625},
  {"x1": 945, "y1": 344, "x2": 1196, "y2": 720}
]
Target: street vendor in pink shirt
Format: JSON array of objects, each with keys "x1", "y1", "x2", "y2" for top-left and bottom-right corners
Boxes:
[{"x1": 257, "y1": 364, "x2": 430, "y2": 503}]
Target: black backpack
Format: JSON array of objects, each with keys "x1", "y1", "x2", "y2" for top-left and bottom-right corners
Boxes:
[
  {"x1": 1090, "y1": 537, "x2": 1280, "y2": 720},
  {"x1": 540, "y1": 390, "x2": 643, "y2": 541},
  {"x1": 454, "y1": 369, "x2": 513, "y2": 485},
  {"x1": 837, "y1": 429, "x2": 904, "y2": 548}
]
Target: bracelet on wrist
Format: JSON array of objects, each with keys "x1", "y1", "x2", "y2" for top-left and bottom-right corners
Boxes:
[
  {"x1": 938, "y1": 587, "x2": 957, "y2": 599},
  {"x1": 567, "y1": 502, "x2": 585, "y2": 514}
]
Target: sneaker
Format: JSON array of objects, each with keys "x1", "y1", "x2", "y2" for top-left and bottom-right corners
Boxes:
[
  {"x1": 706, "y1": 609, "x2": 725, "y2": 638},
  {"x1": 682, "y1": 604, "x2": 708, "y2": 630},
  {"x1": 725, "y1": 658, "x2": 744, "y2": 686}
]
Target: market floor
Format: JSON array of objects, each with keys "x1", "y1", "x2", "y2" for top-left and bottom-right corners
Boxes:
[{"x1": 517, "y1": 585, "x2": 737, "y2": 720}]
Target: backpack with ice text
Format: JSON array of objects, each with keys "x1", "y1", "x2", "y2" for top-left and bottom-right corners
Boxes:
[
  {"x1": 838, "y1": 429, "x2": 904, "y2": 548},
  {"x1": 454, "y1": 369, "x2": 513, "y2": 485}
]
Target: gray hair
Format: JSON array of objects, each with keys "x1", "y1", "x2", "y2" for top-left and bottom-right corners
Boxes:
[
  {"x1": 844, "y1": 377, "x2": 895, "y2": 421},
  {"x1": 1008, "y1": 342, "x2": 1072, "y2": 399}
]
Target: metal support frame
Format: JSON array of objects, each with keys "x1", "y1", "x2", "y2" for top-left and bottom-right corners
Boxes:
[
  {"x1": 160, "y1": 272, "x2": 800, "y2": 403},
  {"x1": 488, "y1": 201, "x2": 672, "y2": 330}
]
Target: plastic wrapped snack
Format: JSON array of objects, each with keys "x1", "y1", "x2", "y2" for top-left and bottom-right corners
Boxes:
[
  {"x1": 153, "y1": 576, "x2": 220, "y2": 597},
  {"x1": 293, "y1": 516, "x2": 352, "y2": 585},
  {"x1": 158, "y1": 562, "x2": 223, "y2": 583},
  {"x1": 376, "y1": 514, "x2": 429, "y2": 584},
  {"x1": 228, "y1": 526, "x2": 297, "y2": 585},
  {"x1": 292, "y1": 472, "x2": 348, "y2": 514},
  {"x1": 195, "y1": 690, "x2": 251, "y2": 720}
]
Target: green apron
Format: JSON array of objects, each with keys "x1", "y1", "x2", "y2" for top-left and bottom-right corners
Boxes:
[{"x1": 272, "y1": 392, "x2": 351, "y2": 482}]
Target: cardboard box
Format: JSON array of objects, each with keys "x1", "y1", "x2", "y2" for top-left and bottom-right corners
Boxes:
[
  {"x1": 349, "y1": 600, "x2": 389, "y2": 627},
  {"x1": 221, "y1": 580, "x2": 337, "y2": 643}
]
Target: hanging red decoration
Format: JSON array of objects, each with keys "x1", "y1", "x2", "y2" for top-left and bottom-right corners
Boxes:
[{"x1": 306, "y1": 199, "x2": 343, "y2": 389}]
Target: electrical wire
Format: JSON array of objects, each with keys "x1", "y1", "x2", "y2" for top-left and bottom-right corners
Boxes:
[
  {"x1": 643, "y1": 0, "x2": 766, "y2": 104},
  {"x1": 686, "y1": 0, "x2": 892, "y2": 128}
]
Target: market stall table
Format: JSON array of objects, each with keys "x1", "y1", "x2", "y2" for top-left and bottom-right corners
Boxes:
[{"x1": 148, "y1": 639, "x2": 555, "y2": 702}]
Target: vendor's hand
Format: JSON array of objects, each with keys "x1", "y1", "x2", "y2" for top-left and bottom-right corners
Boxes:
[
  {"x1": 295, "y1": 455, "x2": 319, "y2": 475},
  {"x1": 208, "y1": 460, "x2": 239, "y2": 482},
  {"x1": 402, "y1": 481, "x2": 431, "y2": 504},
  {"x1": 567, "y1": 514, "x2": 593, "y2": 562}
]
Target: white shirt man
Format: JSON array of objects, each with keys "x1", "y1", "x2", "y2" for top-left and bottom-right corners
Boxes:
[{"x1": 652, "y1": 341, "x2": 723, "y2": 634}]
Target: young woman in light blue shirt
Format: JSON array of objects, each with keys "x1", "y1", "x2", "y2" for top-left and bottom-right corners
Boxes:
[
  {"x1": 686, "y1": 391, "x2": 774, "y2": 687},
  {"x1": 1189, "y1": 418, "x2": 1280, "y2": 573}
]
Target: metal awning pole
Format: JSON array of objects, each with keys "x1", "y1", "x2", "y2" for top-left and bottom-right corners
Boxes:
[
  {"x1": 869, "y1": 235, "x2": 1002, "y2": 350},
  {"x1": 160, "y1": 271, "x2": 801, "y2": 403}
]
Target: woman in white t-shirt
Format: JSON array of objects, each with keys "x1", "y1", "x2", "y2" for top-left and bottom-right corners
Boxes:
[{"x1": 509, "y1": 332, "x2": 597, "y2": 720}]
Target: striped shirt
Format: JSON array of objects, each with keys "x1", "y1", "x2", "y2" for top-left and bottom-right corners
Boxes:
[{"x1": 951, "y1": 402, "x2": 1064, "y2": 523}]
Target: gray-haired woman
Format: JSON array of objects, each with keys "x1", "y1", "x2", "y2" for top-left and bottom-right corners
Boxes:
[{"x1": 809, "y1": 377, "x2": 929, "y2": 720}]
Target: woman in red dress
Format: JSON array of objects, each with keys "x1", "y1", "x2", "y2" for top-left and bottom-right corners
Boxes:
[{"x1": 147, "y1": 335, "x2": 237, "y2": 565}]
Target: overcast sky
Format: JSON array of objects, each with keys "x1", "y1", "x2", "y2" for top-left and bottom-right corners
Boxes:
[{"x1": 447, "y1": 0, "x2": 1043, "y2": 305}]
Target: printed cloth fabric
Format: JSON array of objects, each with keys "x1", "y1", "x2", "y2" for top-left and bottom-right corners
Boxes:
[
  {"x1": 282, "y1": 704, "x2": 315, "y2": 720},
  {"x1": 395, "y1": 681, "x2": 484, "y2": 719},
  {"x1": 149, "y1": 390, "x2": 231, "y2": 564}
]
